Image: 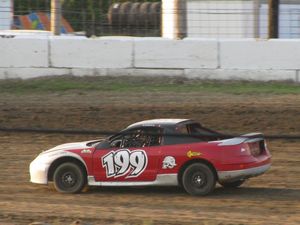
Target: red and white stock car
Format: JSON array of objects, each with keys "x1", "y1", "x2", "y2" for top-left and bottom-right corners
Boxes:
[{"x1": 30, "y1": 119, "x2": 271, "y2": 196}]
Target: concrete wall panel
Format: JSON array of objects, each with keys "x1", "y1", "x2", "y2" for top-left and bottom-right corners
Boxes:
[
  {"x1": 220, "y1": 39, "x2": 300, "y2": 70},
  {"x1": 0, "y1": 68, "x2": 69, "y2": 79},
  {"x1": 50, "y1": 37, "x2": 133, "y2": 68},
  {"x1": 185, "y1": 69, "x2": 297, "y2": 82},
  {"x1": 134, "y1": 38, "x2": 218, "y2": 69},
  {"x1": 0, "y1": 37, "x2": 48, "y2": 67}
]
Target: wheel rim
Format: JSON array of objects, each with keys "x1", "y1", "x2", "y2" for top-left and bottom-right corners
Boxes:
[
  {"x1": 191, "y1": 172, "x2": 207, "y2": 188},
  {"x1": 61, "y1": 172, "x2": 77, "y2": 188}
]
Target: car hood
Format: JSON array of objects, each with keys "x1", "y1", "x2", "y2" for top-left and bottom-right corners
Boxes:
[{"x1": 41, "y1": 140, "x2": 99, "y2": 154}]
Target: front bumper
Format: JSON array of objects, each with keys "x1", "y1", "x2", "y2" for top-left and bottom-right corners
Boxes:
[
  {"x1": 29, "y1": 159, "x2": 50, "y2": 184},
  {"x1": 218, "y1": 163, "x2": 271, "y2": 183}
]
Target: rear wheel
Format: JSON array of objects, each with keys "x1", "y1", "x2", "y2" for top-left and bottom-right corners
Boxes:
[
  {"x1": 220, "y1": 179, "x2": 245, "y2": 188},
  {"x1": 53, "y1": 162, "x2": 86, "y2": 194},
  {"x1": 182, "y1": 163, "x2": 216, "y2": 196}
]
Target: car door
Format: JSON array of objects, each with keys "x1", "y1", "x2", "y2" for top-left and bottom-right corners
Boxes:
[{"x1": 92, "y1": 127, "x2": 163, "y2": 182}]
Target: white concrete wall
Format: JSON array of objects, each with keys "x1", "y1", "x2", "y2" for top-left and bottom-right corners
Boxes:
[
  {"x1": 220, "y1": 39, "x2": 300, "y2": 70},
  {"x1": 185, "y1": 69, "x2": 297, "y2": 82},
  {"x1": 50, "y1": 37, "x2": 133, "y2": 68},
  {"x1": 134, "y1": 38, "x2": 218, "y2": 69},
  {"x1": 0, "y1": 36, "x2": 299, "y2": 82},
  {"x1": 0, "y1": 37, "x2": 48, "y2": 67}
]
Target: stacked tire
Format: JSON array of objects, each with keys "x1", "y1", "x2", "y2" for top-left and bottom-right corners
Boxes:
[{"x1": 108, "y1": 2, "x2": 161, "y2": 28}]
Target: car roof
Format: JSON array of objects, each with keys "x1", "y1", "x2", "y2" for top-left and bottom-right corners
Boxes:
[{"x1": 127, "y1": 119, "x2": 193, "y2": 129}]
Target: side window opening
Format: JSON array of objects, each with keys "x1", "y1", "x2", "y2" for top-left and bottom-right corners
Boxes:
[
  {"x1": 110, "y1": 127, "x2": 163, "y2": 148},
  {"x1": 165, "y1": 123, "x2": 220, "y2": 145},
  {"x1": 187, "y1": 123, "x2": 220, "y2": 141},
  {"x1": 176, "y1": 124, "x2": 189, "y2": 135},
  {"x1": 165, "y1": 124, "x2": 200, "y2": 145}
]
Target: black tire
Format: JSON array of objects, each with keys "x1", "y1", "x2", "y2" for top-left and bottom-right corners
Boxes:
[
  {"x1": 139, "y1": 2, "x2": 151, "y2": 26},
  {"x1": 129, "y1": 3, "x2": 141, "y2": 26},
  {"x1": 182, "y1": 163, "x2": 216, "y2": 196},
  {"x1": 119, "y1": 2, "x2": 132, "y2": 26},
  {"x1": 108, "y1": 3, "x2": 120, "y2": 26},
  {"x1": 220, "y1": 179, "x2": 245, "y2": 188},
  {"x1": 149, "y1": 2, "x2": 161, "y2": 27},
  {"x1": 53, "y1": 162, "x2": 86, "y2": 194}
]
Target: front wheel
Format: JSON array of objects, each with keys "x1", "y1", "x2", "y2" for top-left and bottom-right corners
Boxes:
[
  {"x1": 53, "y1": 162, "x2": 86, "y2": 193},
  {"x1": 182, "y1": 163, "x2": 216, "y2": 196},
  {"x1": 220, "y1": 179, "x2": 245, "y2": 188}
]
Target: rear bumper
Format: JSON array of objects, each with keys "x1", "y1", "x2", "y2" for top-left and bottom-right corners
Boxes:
[{"x1": 218, "y1": 163, "x2": 271, "y2": 183}]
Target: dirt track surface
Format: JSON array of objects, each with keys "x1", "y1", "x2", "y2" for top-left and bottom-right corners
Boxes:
[{"x1": 0, "y1": 89, "x2": 300, "y2": 225}]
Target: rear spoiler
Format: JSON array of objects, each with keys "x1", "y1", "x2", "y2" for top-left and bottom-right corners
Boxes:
[{"x1": 214, "y1": 133, "x2": 264, "y2": 146}]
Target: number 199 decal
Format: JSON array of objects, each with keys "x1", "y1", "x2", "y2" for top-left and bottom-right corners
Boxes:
[{"x1": 101, "y1": 149, "x2": 148, "y2": 178}]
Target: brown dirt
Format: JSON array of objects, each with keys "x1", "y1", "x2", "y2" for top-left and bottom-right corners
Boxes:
[{"x1": 0, "y1": 90, "x2": 299, "y2": 225}]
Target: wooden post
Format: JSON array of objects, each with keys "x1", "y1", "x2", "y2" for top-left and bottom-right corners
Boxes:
[
  {"x1": 268, "y1": 0, "x2": 279, "y2": 39},
  {"x1": 51, "y1": 0, "x2": 61, "y2": 35},
  {"x1": 162, "y1": 0, "x2": 187, "y2": 39}
]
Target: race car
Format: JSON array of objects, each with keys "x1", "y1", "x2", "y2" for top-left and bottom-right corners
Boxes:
[{"x1": 30, "y1": 119, "x2": 271, "y2": 196}]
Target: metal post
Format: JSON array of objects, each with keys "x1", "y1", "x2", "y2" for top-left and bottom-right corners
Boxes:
[
  {"x1": 174, "y1": 0, "x2": 187, "y2": 39},
  {"x1": 268, "y1": 0, "x2": 279, "y2": 39},
  {"x1": 253, "y1": 0, "x2": 260, "y2": 38},
  {"x1": 162, "y1": 0, "x2": 187, "y2": 39},
  {"x1": 51, "y1": 0, "x2": 61, "y2": 35}
]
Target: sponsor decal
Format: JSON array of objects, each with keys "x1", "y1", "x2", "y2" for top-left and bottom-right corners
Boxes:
[
  {"x1": 162, "y1": 156, "x2": 177, "y2": 169},
  {"x1": 81, "y1": 149, "x2": 92, "y2": 154},
  {"x1": 187, "y1": 150, "x2": 201, "y2": 158},
  {"x1": 102, "y1": 149, "x2": 148, "y2": 178}
]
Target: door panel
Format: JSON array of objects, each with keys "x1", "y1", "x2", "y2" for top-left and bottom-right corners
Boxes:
[{"x1": 92, "y1": 146, "x2": 162, "y2": 182}]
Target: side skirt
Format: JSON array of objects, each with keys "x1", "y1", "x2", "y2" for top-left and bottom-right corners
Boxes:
[{"x1": 88, "y1": 174, "x2": 178, "y2": 186}]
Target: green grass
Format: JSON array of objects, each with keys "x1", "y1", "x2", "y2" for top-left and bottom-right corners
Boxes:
[{"x1": 0, "y1": 76, "x2": 299, "y2": 95}]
